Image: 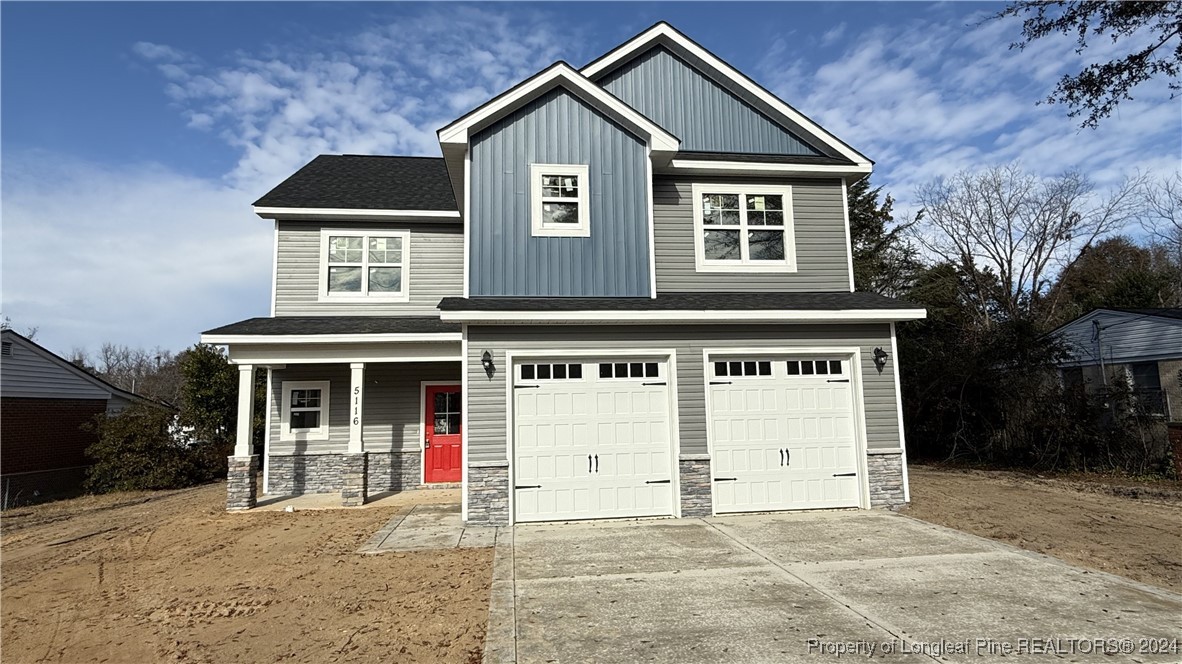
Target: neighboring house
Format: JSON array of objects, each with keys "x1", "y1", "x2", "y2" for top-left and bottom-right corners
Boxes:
[
  {"x1": 201, "y1": 22, "x2": 926, "y2": 524},
  {"x1": 1052, "y1": 308, "x2": 1182, "y2": 421},
  {"x1": 0, "y1": 329, "x2": 151, "y2": 503}
]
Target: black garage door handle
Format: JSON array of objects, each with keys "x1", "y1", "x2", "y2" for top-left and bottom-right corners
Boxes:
[
  {"x1": 833, "y1": 473, "x2": 856, "y2": 477},
  {"x1": 714, "y1": 477, "x2": 737, "y2": 482},
  {"x1": 645, "y1": 479, "x2": 671, "y2": 484},
  {"x1": 515, "y1": 485, "x2": 542, "y2": 489}
]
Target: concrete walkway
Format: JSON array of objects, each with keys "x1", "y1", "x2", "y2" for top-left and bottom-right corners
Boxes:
[
  {"x1": 485, "y1": 510, "x2": 1182, "y2": 663},
  {"x1": 358, "y1": 503, "x2": 498, "y2": 552}
]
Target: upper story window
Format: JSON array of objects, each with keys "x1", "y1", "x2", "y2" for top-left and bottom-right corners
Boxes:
[
  {"x1": 318, "y1": 229, "x2": 410, "y2": 301},
  {"x1": 530, "y1": 163, "x2": 590, "y2": 237},
  {"x1": 691, "y1": 184, "x2": 796, "y2": 272}
]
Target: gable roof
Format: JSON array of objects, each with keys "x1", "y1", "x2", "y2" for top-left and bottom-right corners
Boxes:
[
  {"x1": 582, "y1": 22, "x2": 872, "y2": 168},
  {"x1": 1106, "y1": 307, "x2": 1182, "y2": 321},
  {"x1": 437, "y1": 61, "x2": 679, "y2": 154},
  {"x1": 0, "y1": 329, "x2": 157, "y2": 405},
  {"x1": 253, "y1": 155, "x2": 459, "y2": 219}
]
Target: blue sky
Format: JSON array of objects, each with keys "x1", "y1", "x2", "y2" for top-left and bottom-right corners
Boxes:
[{"x1": 3, "y1": 2, "x2": 1179, "y2": 355}]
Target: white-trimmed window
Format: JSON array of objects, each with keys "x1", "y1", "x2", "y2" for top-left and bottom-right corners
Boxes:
[
  {"x1": 318, "y1": 230, "x2": 410, "y2": 300},
  {"x1": 530, "y1": 163, "x2": 590, "y2": 237},
  {"x1": 280, "y1": 381, "x2": 330, "y2": 440},
  {"x1": 691, "y1": 183, "x2": 796, "y2": 272}
]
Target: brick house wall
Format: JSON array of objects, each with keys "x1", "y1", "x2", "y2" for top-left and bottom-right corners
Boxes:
[{"x1": 1, "y1": 397, "x2": 107, "y2": 498}]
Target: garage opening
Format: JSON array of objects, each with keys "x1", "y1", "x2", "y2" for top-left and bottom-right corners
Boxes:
[
  {"x1": 709, "y1": 354, "x2": 862, "y2": 513},
  {"x1": 512, "y1": 358, "x2": 675, "y2": 523}
]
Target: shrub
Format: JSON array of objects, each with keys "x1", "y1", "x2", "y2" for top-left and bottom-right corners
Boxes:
[{"x1": 83, "y1": 403, "x2": 227, "y2": 493}]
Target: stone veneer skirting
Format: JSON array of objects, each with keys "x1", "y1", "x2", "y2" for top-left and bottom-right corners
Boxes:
[
  {"x1": 866, "y1": 452, "x2": 906, "y2": 508},
  {"x1": 467, "y1": 461, "x2": 509, "y2": 525},
  {"x1": 267, "y1": 451, "x2": 423, "y2": 495},
  {"x1": 678, "y1": 454, "x2": 712, "y2": 517},
  {"x1": 226, "y1": 455, "x2": 259, "y2": 510}
]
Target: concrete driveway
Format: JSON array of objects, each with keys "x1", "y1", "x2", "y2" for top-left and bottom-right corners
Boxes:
[{"x1": 484, "y1": 511, "x2": 1181, "y2": 663}]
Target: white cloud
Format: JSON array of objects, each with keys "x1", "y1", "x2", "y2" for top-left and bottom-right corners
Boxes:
[
  {"x1": 1, "y1": 151, "x2": 270, "y2": 356},
  {"x1": 757, "y1": 9, "x2": 1182, "y2": 221},
  {"x1": 135, "y1": 6, "x2": 583, "y2": 193}
]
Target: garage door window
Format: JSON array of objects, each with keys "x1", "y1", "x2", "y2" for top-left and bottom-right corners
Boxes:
[
  {"x1": 714, "y1": 360, "x2": 772, "y2": 378},
  {"x1": 786, "y1": 359, "x2": 844, "y2": 376},
  {"x1": 599, "y1": 362, "x2": 659, "y2": 379},
  {"x1": 520, "y1": 363, "x2": 583, "y2": 380}
]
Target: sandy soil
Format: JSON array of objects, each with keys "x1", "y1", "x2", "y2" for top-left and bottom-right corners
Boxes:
[
  {"x1": 1, "y1": 483, "x2": 493, "y2": 663},
  {"x1": 904, "y1": 464, "x2": 1182, "y2": 593}
]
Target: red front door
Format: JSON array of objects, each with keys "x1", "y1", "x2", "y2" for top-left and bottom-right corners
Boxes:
[{"x1": 424, "y1": 384, "x2": 462, "y2": 483}]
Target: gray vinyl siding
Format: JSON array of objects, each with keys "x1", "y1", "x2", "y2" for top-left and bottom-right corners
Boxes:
[
  {"x1": 1, "y1": 335, "x2": 114, "y2": 400},
  {"x1": 654, "y1": 177, "x2": 851, "y2": 292},
  {"x1": 273, "y1": 221, "x2": 462, "y2": 316},
  {"x1": 465, "y1": 324, "x2": 900, "y2": 464},
  {"x1": 1057, "y1": 311, "x2": 1182, "y2": 365},
  {"x1": 599, "y1": 46, "x2": 821, "y2": 156},
  {"x1": 469, "y1": 87, "x2": 650, "y2": 297},
  {"x1": 268, "y1": 361, "x2": 460, "y2": 455}
]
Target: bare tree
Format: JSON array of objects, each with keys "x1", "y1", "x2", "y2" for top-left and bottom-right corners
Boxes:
[
  {"x1": 1141, "y1": 172, "x2": 1182, "y2": 263},
  {"x1": 914, "y1": 165, "x2": 1144, "y2": 326},
  {"x1": 0, "y1": 315, "x2": 39, "y2": 340},
  {"x1": 70, "y1": 342, "x2": 184, "y2": 405}
]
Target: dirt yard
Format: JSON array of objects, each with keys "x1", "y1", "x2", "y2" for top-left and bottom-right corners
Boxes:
[
  {"x1": 904, "y1": 464, "x2": 1182, "y2": 593},
  {"x1": 1, "y1": 483, "x2": 493, "y2": 663}
]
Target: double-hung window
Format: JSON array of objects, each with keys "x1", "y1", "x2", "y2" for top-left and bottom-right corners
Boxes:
[
  {"x1": 530, "y1": 163, "x2": 590, "y2": 237},
  {"x1": 319, "y1": 230, "x2": 409, "y2": 300},
  {"x1": 691, "y1": 184, "x2": 796, "y2": 272},
  {"x1": 280, "y1": 381, "x2": 330, "y2": 440}
]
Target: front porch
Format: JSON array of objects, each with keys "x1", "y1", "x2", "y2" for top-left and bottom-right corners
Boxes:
[{"x1": 199, "y1": 316, "x2": 464, "y2": 511}]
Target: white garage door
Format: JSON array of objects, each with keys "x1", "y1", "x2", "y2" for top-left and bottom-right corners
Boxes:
[
  {"x1": 709, "y1": 356, "x2": 861, "y2": 513},
  {"x1": 513, "y1": 359, "x2": 675, "y2": 523}
]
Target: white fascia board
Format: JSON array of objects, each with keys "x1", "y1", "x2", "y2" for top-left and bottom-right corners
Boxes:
[
  {"x1": 253, "y1": 206, "x2": 460, "y2": 220},
  {"x1": 200, "y1": 332, "x2": 463, "y2": 345},
  {"x1": 667, "y1": 160, "x2": 873, "y2": 177},
  {"x1": 437, "y1": 63, "x2": 679, "y2": 153},
  {"x1": 439, "y1": 309, "x2": 928, "y2": 324},
  {"x1": 582, "y1": 24, "x2": 871, "y2": 168}
]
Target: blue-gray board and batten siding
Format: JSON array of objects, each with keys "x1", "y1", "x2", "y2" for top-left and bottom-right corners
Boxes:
[
  {"x1": 469, "y1": 87, "x2": 651, "y2": 297},
  {"x1": 598, "y1": 45, "x2": 822, "y2": 156}
]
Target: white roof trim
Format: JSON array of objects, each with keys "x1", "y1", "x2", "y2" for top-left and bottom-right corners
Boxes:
[
  {"x1": 582, "y1": 23, "x2": 871, "y2": 168},
  {"x1": 253, "y1": 206, "x2": 460, "y2": 220},
  {"x1": 667, "y1": 159, "x2": 872, "y2": 176},
  {"x1": 439, "y1": 309, "x2": 927, "y2": 324},
  {"x1": 437, "y1": 63, "x2": 679, "y2": 153},
  {"x1": 201, "y1": 332, "x2": 463, "y2": 345}
]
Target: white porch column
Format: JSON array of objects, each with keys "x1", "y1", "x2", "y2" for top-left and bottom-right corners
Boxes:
[
  {"x1": 234, "y1": 364, "x2": 256, "y2": 457},
  {"x1": 349, "y1": 362, "x2": 365, "y2": 453}
]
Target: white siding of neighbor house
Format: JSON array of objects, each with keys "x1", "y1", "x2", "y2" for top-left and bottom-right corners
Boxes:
[
  {"x1": 653, "y1": 176, "x2": 852, "y2": 293},
  {"x1": 465, "y1": 324, "x2": 901, "y2": 465},
  {"x1": 1056, "y1": 310, "x2": 1182, "y2": 366},
  {"x1": 273, "y1": 221, "x2": 463, "y2": 316},
  {"x1": 268, "y1": 361, "x2": 461, "y2": 456},
  {"x1": 1, "y1": 333, "x2": 115, "y2": 401}
]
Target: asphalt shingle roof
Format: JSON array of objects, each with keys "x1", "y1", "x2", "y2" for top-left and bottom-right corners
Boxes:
[
  {"x1": 438, "y1": 292, "x2": 921, "y2": 311},
  {"x1": 675, "y1": 151, "x2": 855, "y2": 166},
  {"x1": 203, "y1": 316, "x2": 461, "y2": 336},
  {"x1": 1107, "y1": 308, "x2": 1182, "y2": 321},
  {"x1": 253, "y1": 155, "x2": 457, "y2": 211}
]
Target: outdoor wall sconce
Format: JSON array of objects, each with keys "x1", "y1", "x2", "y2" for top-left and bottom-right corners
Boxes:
[
  {"x1": 873, "y1": 347, "x2": 889, "y2": 373},
  {"x1": 481, "y1": 350, "x2": 496, "y2": 378}
]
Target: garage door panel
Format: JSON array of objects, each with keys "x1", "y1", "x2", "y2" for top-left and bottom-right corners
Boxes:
[
  {"x1": 515, "y1": 360, "x2": 674, "y2": 523},
  {"x1": 711, "y1": 356, "x2": 861, "y2": 514}
]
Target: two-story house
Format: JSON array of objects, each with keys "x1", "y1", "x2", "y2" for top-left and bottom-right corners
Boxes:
[{"x1": 201, "y1": 22, "x2": 926, "y2": 524}]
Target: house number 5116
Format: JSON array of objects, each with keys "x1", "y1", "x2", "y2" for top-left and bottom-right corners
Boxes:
[{"x1": 353, "y1": 386, "x2": 361, "y2": 425}]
